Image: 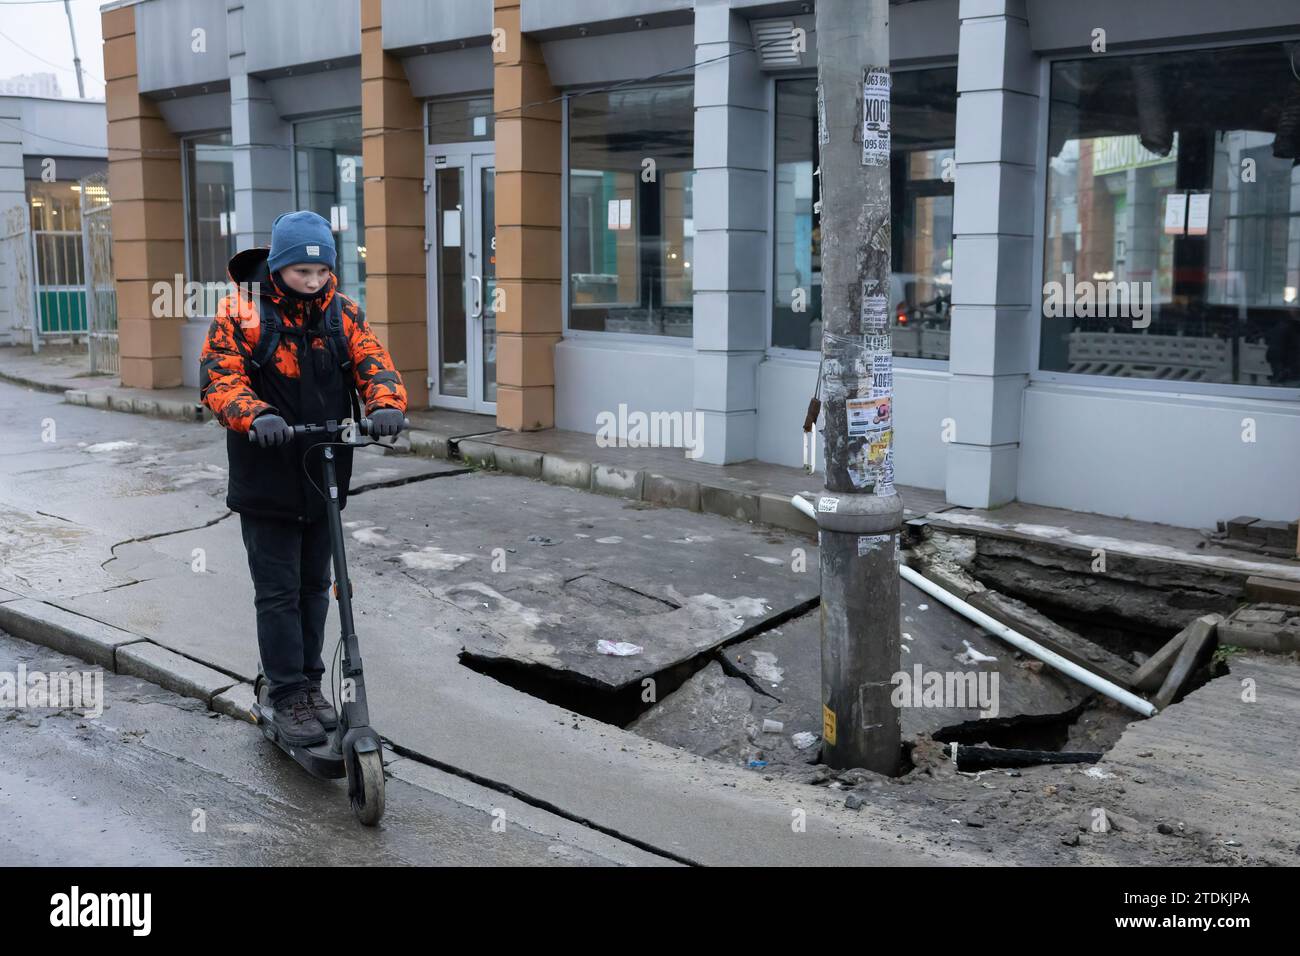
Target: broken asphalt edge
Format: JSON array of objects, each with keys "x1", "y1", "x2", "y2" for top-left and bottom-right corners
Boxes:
[{"x1": 0, "y1": 596, "x2": 693, "y2": 865}]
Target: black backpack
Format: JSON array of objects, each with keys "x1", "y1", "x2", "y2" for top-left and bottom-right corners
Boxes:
[{"x1": 233, "y1": 291, "x2": 362, "y2": 423}]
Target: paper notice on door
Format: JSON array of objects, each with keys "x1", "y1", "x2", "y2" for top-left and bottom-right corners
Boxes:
[
  {"x1": 442, "y1": 209, "x2": 462, "y2": 247},
  {"x1": 619, "y1": 198, "x2": 632, "y2": 230},
  {"x1": 1163, "y1": 192, "x2": 1187, "y2": 236},
  {"x1": 607, "y1": 199, "x2": 620, "y2": 231},
  {"x1": 1187, "y1": 192, "x2": 1210, "y2": 236}
]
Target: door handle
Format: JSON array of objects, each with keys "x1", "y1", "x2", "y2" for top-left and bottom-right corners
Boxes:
[{"x1": 471, "y1": 275, "x2": 483, "y2": 319}]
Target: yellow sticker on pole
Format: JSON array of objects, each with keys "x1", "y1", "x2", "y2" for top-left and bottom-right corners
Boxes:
[{"x1": 822, "y1": 705, "x2": 837, "y2": 746}]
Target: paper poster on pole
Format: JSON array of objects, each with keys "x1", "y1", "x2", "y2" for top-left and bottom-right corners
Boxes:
[
  {"x1": 1187, "y1": 192, "x2": 1210, "y2": 236},
  {"x1": 861, "y1": 68, "x2": 891, "y2": 167},
  {"x1": 847, "y1": 395, "x2": 891, "y2": 438},
  {"x1": 1163, "y1": 192, "x2": 1187, "y2": 236},
  {"x1": 861, "y1": 294, "x2": 889, "y2": 330}
]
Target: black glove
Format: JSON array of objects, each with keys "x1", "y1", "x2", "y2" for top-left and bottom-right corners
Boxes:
[
  {"x1": 250, "y1": 412, "x2": 292, "y2": 448},
  {"x1": 369, "y1": 408, "x2": 405, "y2": 438}
]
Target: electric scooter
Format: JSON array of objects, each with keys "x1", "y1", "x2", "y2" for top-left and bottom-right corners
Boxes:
[{"x1": 246, "y1": 416, "x2": 405, "y2": 826}]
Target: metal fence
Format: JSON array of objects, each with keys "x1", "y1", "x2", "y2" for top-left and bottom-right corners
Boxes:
[{"x1": 79, "y1": 173, "x2": 118, "y2": 375}]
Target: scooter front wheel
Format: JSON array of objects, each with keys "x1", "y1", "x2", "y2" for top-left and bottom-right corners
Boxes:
[{"x1": 349, "y1": 748, "x2": 385, "y2": 826}]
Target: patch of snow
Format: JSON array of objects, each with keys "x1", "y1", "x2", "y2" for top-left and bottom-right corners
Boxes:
[
  {"x1": 84, "y1": 441, "x2": 137, "y2": 453},
  {"x1": 398, "y1": 547, "x2": 473, "y2": 571},
  {"x1": 750, "y1": 651, "x2": 784, "y2": 685}
]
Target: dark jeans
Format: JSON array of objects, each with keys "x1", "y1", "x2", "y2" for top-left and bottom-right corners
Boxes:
[{"x1": 239, "y1": 513, "x2": 332, "y2": 704}]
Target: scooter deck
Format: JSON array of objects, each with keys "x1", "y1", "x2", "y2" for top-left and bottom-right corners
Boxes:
[{"x1": 250, "y1": 703, "x2": 347, "y2": 780}]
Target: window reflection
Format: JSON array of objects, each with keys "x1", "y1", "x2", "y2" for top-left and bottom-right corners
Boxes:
[
  {"x1": 1043, "y1": 44, "x2": 1300, "y2": 387},
  {"x1": 568, "y1": 85, "x2": 694, "y2": 336}
]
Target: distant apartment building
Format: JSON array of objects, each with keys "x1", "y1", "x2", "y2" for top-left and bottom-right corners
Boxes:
[{"x1": 98, "y1": 0, "x2": 1300, "y2": 528}]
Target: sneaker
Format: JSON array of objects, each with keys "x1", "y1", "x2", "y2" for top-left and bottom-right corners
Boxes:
[
  {"x1": 306, "y1": 682, "x2": 338, "y2": 731},
  {"x1": 271, "y1": 690, "x2": 327, "y2": 746}
]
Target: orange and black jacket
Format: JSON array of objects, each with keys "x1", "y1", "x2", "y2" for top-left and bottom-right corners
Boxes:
[{"x1": 200, "y1": 246, "x2": 407, "y2": 522}]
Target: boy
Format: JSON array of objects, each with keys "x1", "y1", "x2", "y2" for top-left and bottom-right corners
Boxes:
[{"x1": 200, "y1": 210, "x2": 407, "y2": 746}]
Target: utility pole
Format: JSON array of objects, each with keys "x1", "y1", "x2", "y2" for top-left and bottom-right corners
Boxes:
[
  {"x1": 813, "y1": 0, "x2": 902, "y2": 773},
  {"x1": 64, "y1": 0, "x2": 86, "y2": 99}
]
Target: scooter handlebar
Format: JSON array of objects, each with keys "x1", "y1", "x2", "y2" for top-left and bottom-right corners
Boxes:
[{"x1": 247, "y1": 417, "x2": 409, "y2": 443}]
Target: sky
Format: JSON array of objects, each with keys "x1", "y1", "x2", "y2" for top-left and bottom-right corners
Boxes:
[{"x1": 0, "y1": 0, "x2": 108, "y2": 100}]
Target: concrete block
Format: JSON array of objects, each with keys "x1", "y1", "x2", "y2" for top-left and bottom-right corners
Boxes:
[
  {"x1": 1245, "y1": 576, "x2": 1300, "y2": 607},
  {"x1": 700, "y1": 485, "x2": 760, "y2": 524},
  {"x1": 1153, "y1": 615, "x2": 1219, "y2": 710},
  {"x1": 212, "y1": 681, "x2": 257, "y2": 723},
  {"x1": 132, "y1": 397, "x2": 160, "y2": 417},
  {"x1": 1218, "y1": 604, "x2": 1300, "y2": 653},
  {"x1": 1225, "y1": 515, "x2": 1258, "y2": 539},
  {"x1": 0, "y1": 599, "x2": 145, "y2": 670},
  {"x1": 758, "y1": 492, "x2": 817, "y2": 536},
  {"x1": 493, "y1": 444, "x2": 544, "y2": 478},
  {"x1": 456, "y1": 439, "x2": 497, "y2": 469},
  {"x1": 643, "y1": 473, "x2": 701, "y2": 512},
  {"x1": 85, "y1": 390, "x2": 112, "y2": 409},
  {"x1": 591, "y1": 463, "x2": 644, "y2": 500},
  {"x1": 541, "y1": 453, "x2": 591, "y2": 490},
  {"x1": 1253, "y1": 520, "x2": 1294, "y2": 549},
  {"x1": 0, "y1": 588, "x2": 22, "y2": 603},
  {"x1": 408, "y1": 430, "x2": 449, "y2": 459},
  {"x1": 65, "y1": 389, "x2": 89, "y2": 406},
  {"x1": 117, "y1": 642, "x2": 238, "y2": 704}
]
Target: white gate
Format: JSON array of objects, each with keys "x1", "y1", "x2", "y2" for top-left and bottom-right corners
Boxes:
[
  {"x1": 79, "y1": 173, "x2": 117, "y2": 374},
  {"x1": 0, "y1": 203, "x2": 35, "y2": 349}
]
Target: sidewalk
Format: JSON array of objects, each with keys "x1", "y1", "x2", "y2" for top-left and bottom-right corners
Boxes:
[{"x1": 4, "y1": 343, "x2": 1295, "y2": 595}]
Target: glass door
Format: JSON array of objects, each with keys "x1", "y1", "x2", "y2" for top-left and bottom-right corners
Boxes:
[{"x1": 426, "y1": 149, "x2": 496, "y2": 413}]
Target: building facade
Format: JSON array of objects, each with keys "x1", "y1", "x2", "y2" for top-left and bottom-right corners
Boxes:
[
  {"x1": 0, "y1": 94, "x2": 107, "y2": 346},
  {"x1": 100, "y1": 0, "x2": 1300, "y2": 528}
]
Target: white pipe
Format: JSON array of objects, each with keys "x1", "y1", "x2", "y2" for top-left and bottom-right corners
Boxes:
[
  {"x1": 786, "y1": 495, "x2": 1156, "y2": 718},
  {"x1": 899, "y1": 564, "x2": 1157, "y2": 717}
]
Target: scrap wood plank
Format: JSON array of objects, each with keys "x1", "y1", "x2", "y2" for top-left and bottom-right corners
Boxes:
[{"x1": 1152, "y1": 615, "x2": 1220, "y2": 710}]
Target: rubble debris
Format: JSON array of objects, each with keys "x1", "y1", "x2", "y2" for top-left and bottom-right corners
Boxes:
[
  {"x1": 1152, "y1": 616, "x2": 1219, "y2": 709},
  {"x1": 1217, "y1": 603, "x2": 1300, "y2": 653}
]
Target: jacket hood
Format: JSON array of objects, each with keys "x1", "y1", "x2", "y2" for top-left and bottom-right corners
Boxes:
[
  {"x1": 227, "y1": 246, "x2": 274, "y2": 292},
  {"x1": 226, "y1": 246, "x2": 336, "y2": 305}
]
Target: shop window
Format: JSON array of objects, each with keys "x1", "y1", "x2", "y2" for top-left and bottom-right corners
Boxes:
[
  {"x1": 568, "y1": 84, "x2": 694, "y2": 337},
  {"x1": 295, "y1": 114, "x2": 366, "y2": 309},
  {"x1": 772, "y1": 68, "x2": 956, "y2": 358},
  {"x1": 427, "y1": 96, "x2": 495, "y2": 144},
  {"x1": 1043, "y1": 43, "x2": 1300, "y2": 388},
  {"x1": 183, "y1": 132, "x2": 236, "y2": 288}
]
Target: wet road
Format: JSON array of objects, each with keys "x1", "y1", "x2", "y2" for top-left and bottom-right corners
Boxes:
[{"x1": 0, "y1": 629, "x2": 625, "y2": 866}]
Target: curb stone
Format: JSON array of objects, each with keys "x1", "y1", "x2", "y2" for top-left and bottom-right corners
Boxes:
[
  {"x1": 212, "y1": 682, "x2": 258, "y2": 723},
  {"x1": 117, "y1": 642, "x2": 238, "y2": 705},
  {"x1": 0, "y1": 598, "x2": 145, "y2": 670}
]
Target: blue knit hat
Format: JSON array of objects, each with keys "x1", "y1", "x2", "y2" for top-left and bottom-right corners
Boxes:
[{"x1": 268, "y1": 210, "x2": 336, "y2": 273}]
